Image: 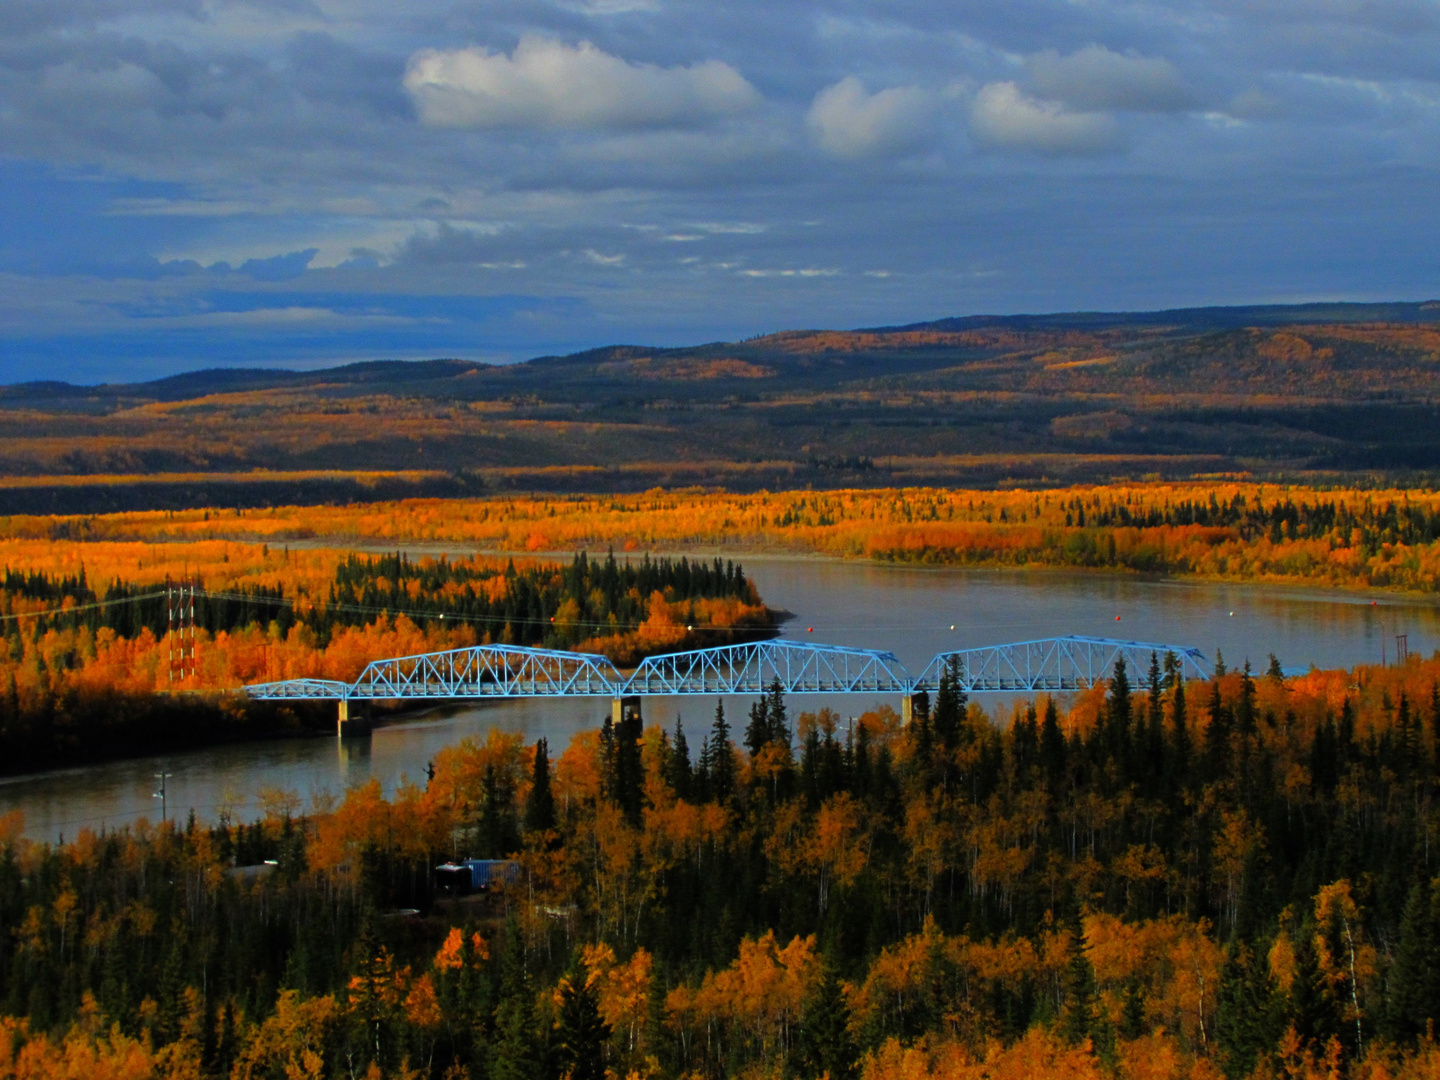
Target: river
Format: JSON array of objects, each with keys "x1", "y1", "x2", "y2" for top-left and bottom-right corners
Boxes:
[{"x1": 3, "y1": 557, "x2": 1437, "y2": 842}]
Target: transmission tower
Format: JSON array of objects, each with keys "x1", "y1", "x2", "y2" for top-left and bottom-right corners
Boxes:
[{"x1": 168, "y1": 580, "x2": 197, "y2": 683}]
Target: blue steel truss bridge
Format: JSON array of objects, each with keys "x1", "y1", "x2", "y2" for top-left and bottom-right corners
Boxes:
[{"x1": 244, "y1": 635, "x2": 1210, "y2": 734}]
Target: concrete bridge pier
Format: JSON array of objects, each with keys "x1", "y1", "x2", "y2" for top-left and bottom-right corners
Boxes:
[
  {"x1": 612, "y1": 695, "x2": 641, "y2": 727},
  {"x1": 337, "y1": 698, "x2": 371, "y2": 738},
  {"x1": 900, "y1": 690, "x2": 929, "y2": 726}
]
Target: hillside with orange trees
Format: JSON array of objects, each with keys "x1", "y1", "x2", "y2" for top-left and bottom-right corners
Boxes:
[
  {"x1": 7, "y1": 302, "x2": 1440, "y2": 511},
  {"x1": 2, "y1": 647, "x2": 1440, "y2": 1078},
  {"x1": 0, "y1": 545, "x2": 769, "y2": 771},
  {"x1": 12, "y1": 481, "x2": 1440, "y2": 592}
]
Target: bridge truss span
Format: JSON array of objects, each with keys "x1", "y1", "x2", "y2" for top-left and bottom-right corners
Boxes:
[
  {"x1": 913, "y1": 635, "x2": 1210, "y2": 694},
  {"x1": 244, "y1": 677, "x2": 353, "y2": 700},
  {"x1": 621, "y1": 639, "x2": 911, "y2": 697},
  {"x1": 350, "y1": 643, "x2": 625, "y2": 700},
  {"x1": 242, "y1": 635, "x2": 1210, "y2": 714}
]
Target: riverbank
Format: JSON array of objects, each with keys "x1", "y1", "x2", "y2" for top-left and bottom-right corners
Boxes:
[{"x1": 9, "y1": 480, "x2": 1440, "y2": 593}]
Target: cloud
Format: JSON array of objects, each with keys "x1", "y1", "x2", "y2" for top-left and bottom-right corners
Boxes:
[
  {"x1": 969, "y1": 82, "x2": 1124, "y2": 156},
  {"x1": 236, "y1": 248, "x2": 318, "y2": 282},
  {"x1": 806, "y1": 77, "x2": 932, "y2": 158},
  {"x1": 404, "y1": 37, "x2": 762, "y2": 130},
  {"x1": 1025, "y1": 46, "x2": 1194, "y2": 113}
]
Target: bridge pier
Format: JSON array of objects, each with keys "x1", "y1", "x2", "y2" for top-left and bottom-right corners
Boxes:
[
  {"x1": 612, "y1": 695, "x2": 641, "y2": 727},
  {"x1": 901, "y1": 691, "x2": 929, "y2": 726},
  {"x1": 337, "y1": 699, "x2": 371, "y2": 738}
]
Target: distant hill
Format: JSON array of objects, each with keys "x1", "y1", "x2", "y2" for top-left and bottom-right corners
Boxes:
[{"x1": 4, "y1": 300, "x2": 1440, "y2": 512}]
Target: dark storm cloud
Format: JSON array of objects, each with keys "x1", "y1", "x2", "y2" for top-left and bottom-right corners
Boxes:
[{"x1": 0, "y1": 0, "x2": 1438, "y2": 381}]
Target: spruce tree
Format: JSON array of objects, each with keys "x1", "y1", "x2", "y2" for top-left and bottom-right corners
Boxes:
[
  {"x1": 694, "y1": 735, "x2": 712, "y2": 803},
  {"x1": 932, "y1": 659, "x2": 966, "y2": 752},
  {"x1": 669, "y1": 718, "x2": 692, "y2": 800},
  {"x1": 1168, "y1": 677, "x2": 1191, "y2": 794},
  {"x1": 744, "y1": 697, "x2": 771, "y2": 759},
  {"x1": 1107, "y1": 656, "x2": 1132, "y2": 772},
  {"x1": 851, "y1": 720, "x2": 872, "y2": 798},
  {"x1": 708, "y1": 701, "x2": 735, "y2": 802},
  {"x1": 793, "y1": 969, "x2": 858, "y2": 1080},
  {"x1": 1012, "y1": 703, "x2": 1039, "y2": 782},
  {"x1": 1384, "y1": 876, "x2": 1440, "y2": 1042},
  {"x1": 1040, "y1": 697, "x2": 1067, "y2": 793},
  {"x1": 493, "y1": 920, "x2": 540, "y2": 1080},
  {"x1": 1060, "y1": 934, "x2": 1105, "y2": 1054},
  {"x1": 1206, "y1": 680, "x2": 1232, "y2": 782},
  {"x1": 767, "y1": 679, "x2": 790, "y2": 747},
  {"x1": 614, "y1": 706, "x2": 644, "y2": 826},
  {"x1": 1217, "y1": 942, "x2": 1284, "y2": 1079},
  {"x1": 554, "y1": 963, "x2": 610, "y2": 1080},
  {"x1": 525, "y1": 738, "x2": 556, "y2": 834}
]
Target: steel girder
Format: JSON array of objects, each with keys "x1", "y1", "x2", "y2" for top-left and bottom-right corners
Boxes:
[
  {"x1": 912, "y1": 635, "x2": 1210, "y2": 693},
  {"x1": 621, "y1": 639, "x2": 910, "y2": 696}
]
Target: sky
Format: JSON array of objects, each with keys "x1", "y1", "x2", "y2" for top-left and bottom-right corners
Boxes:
[{"x1": 2, "y1": 0, "x2": 1439, "y2": 383}]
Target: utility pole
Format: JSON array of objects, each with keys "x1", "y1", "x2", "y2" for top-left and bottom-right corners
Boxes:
[{"x1": 154, "y1": 772, "x2": 174, "y2": 822}]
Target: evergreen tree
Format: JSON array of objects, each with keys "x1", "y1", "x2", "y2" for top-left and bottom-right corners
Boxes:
[
  {"x1": 708, "y1": 700, "x2": 735, "y2": 802},
  {"x1": 613, "y1": 705, "x2": 644, "y2": 826},
  {"x1": 493, "y1": 920, "x2": 541, "y2": 1080},
  {"x1": 1012, "y1": 703, "x2": 1039, "y2": 781},
  {"x1": 1107, "y1": 656, "x2": 1133, "y2": 772},
  {"x1": 767, "y1": 679, "x2": 790, "y2": 748},
  {"x1": 1040, "y1": 697, "x2": 1067, "y2": 793},
  {"x1": 1384, "y1": 876, "x2": 1440, "y2": 1042},
  {"x1": 793, "y1": 969, "x2": 858, "y2": 1080},
  {"x1": 599, "y1": 715, "x2": 617, "y2": 798},
  {"x1": 1168, "y1": 677, "x2": 1191, "y2": 794},
  {"x1": 1206, "y1": 680, "x2": 1232, "y2": 782},
  {"x1": 1217, "y1": 942, "x2": 1284, "y2": 1079},
  {"x1": 480, "y1": 762, "x2": 521, "y2": 857},
  {"x1": 1060, "y1": 934, "x2": 1107, "y2": 1055},
  {"x1": 554, "y1": 963, "x2": 610, "y2": 1080},
  {"x1": 1144, "y1": 652, "x2": 1165, "y2": 785},
  {"x1": 1237, "y1": 662, "x2": 1257, "y2": 736},
  {"x1": 932, "y1": 659, "x2": 966, "y2": 752},
  {"x1": 1431, "y1": 683, "x2": 1440, "y2": 777},
  {"x1": 668, "y1": 718, "x2": 692, "y2": 800},
  {"x1": 851, "y1": 720, "x2": 872, "y2": 798},
  {"x1": 694, "y1": 735, "x2": 712, "y2": 803},
  {"x1": 744, "y1": 697, "x2": 771, "y2": 759},
  {"x1": 525, "y1": 738, "x2": 556, "y2": 834}
]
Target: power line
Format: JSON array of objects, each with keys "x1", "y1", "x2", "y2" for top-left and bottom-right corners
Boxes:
[{"x1": 0, "y1": 590, "x2": 169, "y2": 623}]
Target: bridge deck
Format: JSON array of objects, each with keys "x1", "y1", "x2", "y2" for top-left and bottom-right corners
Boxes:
[{"x1": 244, "y1": 635, "x2": 1210, "y2": 701}]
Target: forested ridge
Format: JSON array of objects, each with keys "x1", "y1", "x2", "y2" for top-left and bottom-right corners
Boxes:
[
  {"x1": 5, "y1": 652, "x2": 1440, "y2": 1078},
  {"x1": 9, "y1": 308, "x2": 1440, "y2": 503},
  {"x1": 25, "y1": 482, "x2": 1440, "y2": 591}
]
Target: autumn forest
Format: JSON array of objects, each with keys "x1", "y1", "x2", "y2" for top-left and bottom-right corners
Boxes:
[{"x1": 5, "y1": 652, "x2": 1440, "y2": 1080}]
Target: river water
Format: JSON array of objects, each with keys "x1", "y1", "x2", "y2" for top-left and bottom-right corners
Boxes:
[{"x1": 3, "y1": 557, "x2": 1437, "y2": 842}]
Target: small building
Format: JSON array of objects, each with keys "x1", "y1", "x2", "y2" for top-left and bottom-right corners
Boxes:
[{"x1": 435, "y1": 859, "x2": 521, "y2": 896}]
